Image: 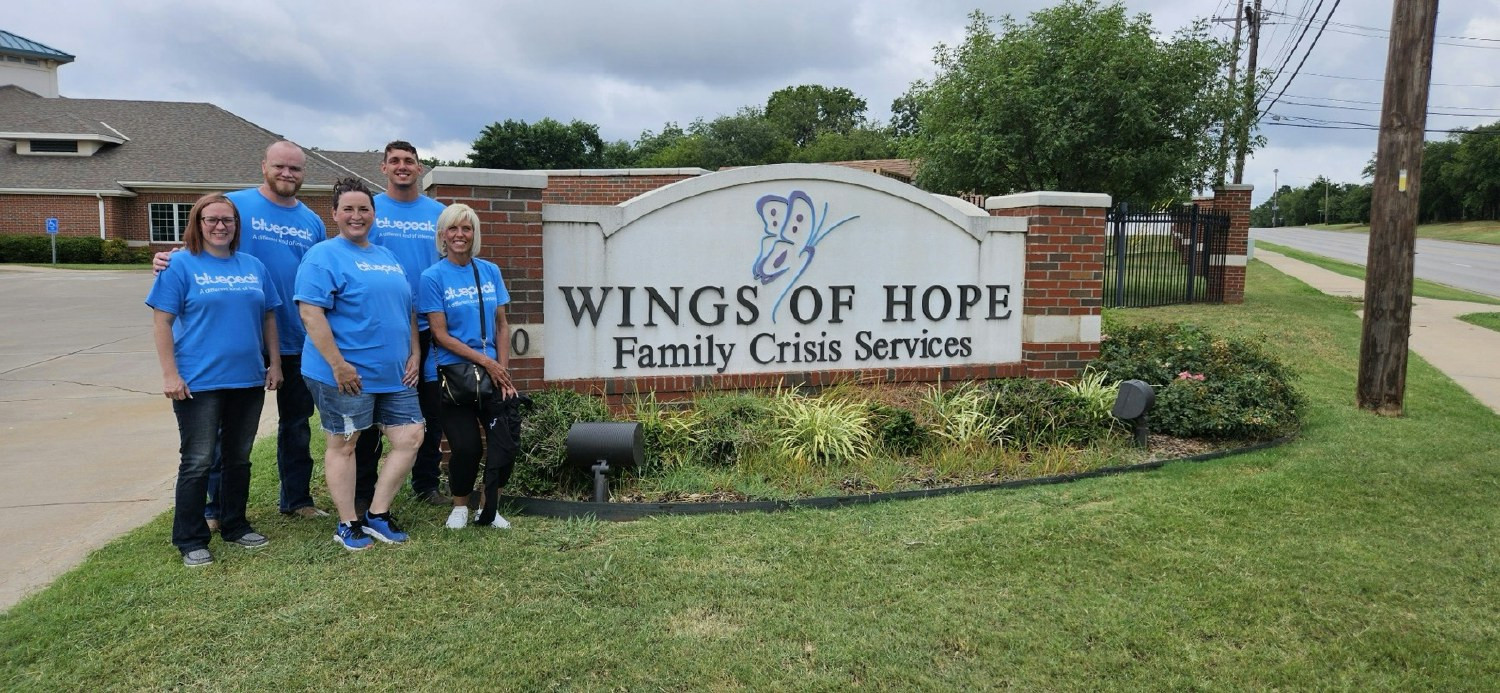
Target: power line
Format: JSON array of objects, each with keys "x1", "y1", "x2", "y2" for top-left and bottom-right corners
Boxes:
[
  {"x1": 1259, "y1": 0, "x2": 1326, "y2": 106},
  {"x1": 1264, "y1": 112, "x2": 1500, "y2": 134},
  {"x1": 1258, "y1": 0, "x2": 1345, "y2": 117},
  {"x1": 1283, "y1": 92, "x2": 1500, "y2": 112},
  {"x1": 1264, "y1": 9, "x2": 1500, "y2": 44},
  {"x1": 1280, "y1": 99, "x2": 1500, "y2": 118},
  {"x1": 1302, "y1": 71, "x2": 1500, "y2": 89}
]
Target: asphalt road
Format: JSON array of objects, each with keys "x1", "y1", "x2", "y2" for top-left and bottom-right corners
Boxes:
[{"x1": 1251, "y1": 226, "x2": 1500, "y2": 299}]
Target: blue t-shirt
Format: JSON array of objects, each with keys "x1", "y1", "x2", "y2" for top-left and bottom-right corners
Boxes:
[
  {"x1": 371, "y1": 193, "x2": 443, "y2": 330},
  {"x1": 145, "y1": 251, "x2": 281, "y2": 392},
  {"x1": 227, "y1": 187, "x2": 327, "y2": 355},
  {"x1": 418, "y1": 258, "x2": 510, "y2": 382},
  {"x1": 294, "y1": 237, "x2": 414, "y2": 393}
]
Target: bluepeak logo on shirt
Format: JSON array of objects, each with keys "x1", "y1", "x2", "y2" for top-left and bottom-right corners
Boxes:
[
  {"x1": 249, "y1": 217, "x2": 317, "y2": 244},
  {"x1": 356, "y1": 260, "x2": 405, "y2": 275},
  {"x1": 193, "y1": 272, "x2": 262, "y2": 292},
  {"x1": 374, "y1": 217, "x2": 437, "y2": 234},
  {"x1": 443, "y1": 281, "x2": 497, "y2": 305}
]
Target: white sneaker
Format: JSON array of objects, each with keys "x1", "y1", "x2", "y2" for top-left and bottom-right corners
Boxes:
[
  {"x1": 474, "y1": 509, "x2": 511, "y2": 529},
  {"x1": 445, "y1": 506, "x2": 469, "y2": 530}
]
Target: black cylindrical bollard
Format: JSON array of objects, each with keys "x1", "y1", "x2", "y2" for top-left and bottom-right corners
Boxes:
[
  {"x1": 567, "y1": 422, "x2": 644, "y2": 503},
  {"x1": 566, "y1": 422, "x2": 644, "y2": 470}
]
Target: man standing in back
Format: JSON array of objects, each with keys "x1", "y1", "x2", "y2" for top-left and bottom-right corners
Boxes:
[{"x1": 353, "y1": 141, "x2": 448, "y2": 512}]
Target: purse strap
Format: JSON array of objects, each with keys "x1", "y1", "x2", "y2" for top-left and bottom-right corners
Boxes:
[{"x1": 471, "y1": 260, "x2": 487, "y2": 352}]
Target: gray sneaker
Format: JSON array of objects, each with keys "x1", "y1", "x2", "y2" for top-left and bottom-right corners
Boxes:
[
  {"x1": 182, "y1": 548, "x2": 214, "y2": 567},
  {"x1": 229, "y1": 532, "x2": 269, "y2": 549}
]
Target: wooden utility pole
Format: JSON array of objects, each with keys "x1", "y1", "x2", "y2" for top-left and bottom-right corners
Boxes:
[
  {"x1": 1232, "y1": 0, "x2": 1261, "y2": 184},
  {"x1": 1357, "y1": 0, "x2": 1440, "y2": 415},
  {"x1": 1216, "y1": 2, "x2": 1246, "y2": 186}
]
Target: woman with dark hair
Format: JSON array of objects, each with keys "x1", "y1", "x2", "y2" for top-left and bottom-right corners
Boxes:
[
  {"x1": 147, "y1": 193, "x2": 283, "y2": 567},
  {"x1": 295, "y1": 177, "x2": 423, "y2": 551},
  {"x1": 419, "y1": 203, "x2": 519, "y2": 529}
]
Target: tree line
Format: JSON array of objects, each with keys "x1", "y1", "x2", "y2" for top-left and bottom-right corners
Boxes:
[
  {"x1": 458, "y1": 84, "x2": 900, "y2": 172},
  {"x1": 444, "y1": 1, "x2": 1250, "y2": 207},
  {"x1": 1252, "y1": 121, "x2": 1500, "y2": 227}
]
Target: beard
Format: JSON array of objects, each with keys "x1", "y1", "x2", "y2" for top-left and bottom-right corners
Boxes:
[{"x1": 265, "y1": 174, "x2": 302, "y2": 198}]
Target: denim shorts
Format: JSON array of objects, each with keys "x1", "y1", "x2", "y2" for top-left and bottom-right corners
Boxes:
[{"x1": 304, "y1": 377, "x2": 424, "y2": 437}]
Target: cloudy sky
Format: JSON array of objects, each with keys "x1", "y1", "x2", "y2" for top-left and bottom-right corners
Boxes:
[{"x1": 9, "y1": 0, "x2": 1499, "y2": 205}]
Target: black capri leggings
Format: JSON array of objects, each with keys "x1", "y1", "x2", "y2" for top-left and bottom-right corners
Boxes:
[{"x1": 439, "y1": 393, "x2": 521, "y2": 518}]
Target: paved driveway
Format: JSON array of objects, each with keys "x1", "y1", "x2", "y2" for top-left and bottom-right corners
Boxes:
[{"x1": 0, "y1": 266, "x2": 276, "y2": 610}]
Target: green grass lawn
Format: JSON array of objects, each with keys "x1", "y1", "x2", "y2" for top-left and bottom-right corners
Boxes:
[
  {"x1": 5, "y1": 263, "x2": 1500, "y2": 688},
  {"x1": 1459, "y1": 312, "x2": 1500, "y2": 333},
  {"x1": 1256, "y1": 240, "x2": 1500, "y2": 305},
  {"x1": 1305, "y1": 220, "x2": 1500, "y2": 245}
]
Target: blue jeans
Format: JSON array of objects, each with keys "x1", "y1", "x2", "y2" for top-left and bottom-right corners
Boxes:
[
  {"x1": 172, "y1": 387, "x2": 264, "y2": 552},
  {"x1": 304, "y1": 378, "x2": 423, "y2": 434},
  {"x1": 205, "y1": 353, "x2": 316, "y2": 516},
  {"x1": 276, "y1": 354, "x2": 317, "y2": 513}
]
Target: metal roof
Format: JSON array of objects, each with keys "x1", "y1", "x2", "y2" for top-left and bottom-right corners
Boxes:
[{"x1": 0, "y1": 30, "x2": 75, "y2": 63}]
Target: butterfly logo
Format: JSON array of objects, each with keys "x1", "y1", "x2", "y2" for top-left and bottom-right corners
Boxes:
[{"x1": 751, "y1": 191, "x2": 858, "y2": 323}]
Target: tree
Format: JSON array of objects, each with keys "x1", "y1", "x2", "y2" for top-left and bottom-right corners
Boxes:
[
  {"x1": 903, "y1": 1, "x2": 1238, "y2": 206},
  {"x1": 764, "y1": 85, "x2": 867, "y2": 148},
  {"x1": 469, "y1": 118, "x2": 606, "y2": 169},
  {"x1": 638, "y1": 109, "x2": 792, "y2": 170},
  {"x1": 1450, "y1": 123, "x2": 1500, "y2": 220},
  {"x1": 1422, "y1": 139, "x2": 1464, "y2": 222},
  {"x1": 889, "y1": 93, "x2": 922, "y2": 140},
  {"x1": 794, "y1": 128, "x2": 898, "y2": 163}
]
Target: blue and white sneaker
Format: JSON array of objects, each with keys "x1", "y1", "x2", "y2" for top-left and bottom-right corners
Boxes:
[
  {"x1": 334, "y1": 521, "x2": 373, "y2": 551},
  {"x1": 362, "y1": 512, "x2": 409, "y2": 544}
]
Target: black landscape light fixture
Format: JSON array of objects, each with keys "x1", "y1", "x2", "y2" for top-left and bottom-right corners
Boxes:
[
  {"x1": 1111, "y1": 380, "x2": 1156, "y2": 448},
  {"x1": 565, "y1": 422, "x2": 644, "y2": 502}
]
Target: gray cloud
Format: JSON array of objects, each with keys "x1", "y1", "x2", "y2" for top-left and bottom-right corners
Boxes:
[{"x1": 8, "y1": 0, "x2": 1499, "y2": 204}]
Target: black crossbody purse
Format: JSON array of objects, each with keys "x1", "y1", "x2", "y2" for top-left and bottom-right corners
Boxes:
[{"x1": 437, "y1": 261, "x2": 498, "y2": 408}]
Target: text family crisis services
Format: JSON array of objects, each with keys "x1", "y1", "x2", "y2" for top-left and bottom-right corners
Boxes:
[{"x1": 558, "y1": 283, "x2": 1014, "y2": 373}]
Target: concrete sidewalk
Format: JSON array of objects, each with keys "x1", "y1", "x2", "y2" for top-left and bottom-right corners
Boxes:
[
  {"x1": 0, "y1": 266, "x2": 277, "y2": 612},
  {"x1": 1256, "y1": 249, "x2": 1500, "y2": 415}
]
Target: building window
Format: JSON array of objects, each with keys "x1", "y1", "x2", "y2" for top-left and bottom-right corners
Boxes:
[
  {"x1": 29, "y1": 140, "x2": 79, "y2": 153},
  {"x1": 149, "y1": 203, "x2": 192, "y2": 243}
]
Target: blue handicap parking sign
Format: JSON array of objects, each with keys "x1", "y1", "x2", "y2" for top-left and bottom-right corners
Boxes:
[{"x1": 46, "y1": 218, "x2": 59, "y2": 234}]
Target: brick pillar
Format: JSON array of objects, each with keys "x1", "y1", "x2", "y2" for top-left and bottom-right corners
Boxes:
[
  {"x1": 423, "y1": 167, "x2": 549, "y2": 392},
  {"x1": 987, "y1": 192, "x2": 1110, "y2": 380},
  {"x1": 1211, "y1": 184, "x2": 1252, "y2": 304}
]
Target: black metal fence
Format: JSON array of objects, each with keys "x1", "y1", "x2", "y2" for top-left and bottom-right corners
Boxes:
[{"x1": 1104, "y1": 203, "x2": 1231, "y2": 308}]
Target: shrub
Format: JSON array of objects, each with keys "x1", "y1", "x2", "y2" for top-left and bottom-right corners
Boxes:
[
  {"x1": 100, "y1": 239, "x2": 149, "y2": 264},
  {"x1": 770, "y1": 390, "x2": 873, "y2": 466},
  {"x1": 1092, "y1": 322, "x2": 1303, "y2": 439},
  {"x1": 0, "y1": 235, "x2": 105, "y2": 263},
  {"x1": 512, "y1": 389, "x2": 612, "y2": 496},
  {"x1": 985, "y1": 378, "x2": 1118, "y2": 449},
  {"x1": 866, "y1": 402, "x2": 927, "y2": 455},
  {"x1": 627, "y1": 392, "x2": 705, "y2": 470},
  {"x1": 923, "y1": 382, "x2": 1013, "y2": 450},
  {"x1": 693, "y1": 392, "x2": 774, "y2": 466}
]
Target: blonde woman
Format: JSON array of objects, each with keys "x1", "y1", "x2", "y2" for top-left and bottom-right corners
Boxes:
[{"x1": 419, "y1": 203, "x2": 520, "y2": 529}]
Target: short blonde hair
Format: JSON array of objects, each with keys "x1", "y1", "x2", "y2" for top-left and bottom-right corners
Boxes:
[{"x1": 435, "y1": 203, "x2": 483, "y2": 257}]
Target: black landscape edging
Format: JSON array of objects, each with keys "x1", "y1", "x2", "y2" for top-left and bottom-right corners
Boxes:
[{"x1": 498, "y1": 436, "x2": 1296, "y2": 522}]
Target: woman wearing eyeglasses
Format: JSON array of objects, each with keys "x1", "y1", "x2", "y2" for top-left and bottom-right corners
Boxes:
[{"x1": 146, "y1": 194, "x2": 283, "y2": 567}]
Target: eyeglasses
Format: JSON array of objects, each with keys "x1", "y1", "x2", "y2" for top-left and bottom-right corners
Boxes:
[{"x1": 200, "y1": 217, "x2": 237, "y2": 227}]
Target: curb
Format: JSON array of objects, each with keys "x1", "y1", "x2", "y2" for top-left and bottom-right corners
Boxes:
[{"x1": 498, "y1": 436, "x2": 1296, "y2": 522}]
